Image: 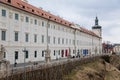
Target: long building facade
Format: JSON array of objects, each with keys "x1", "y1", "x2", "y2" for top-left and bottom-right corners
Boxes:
[{"x1": 0, "y1": 0, "x2": 102, "y2": 64}]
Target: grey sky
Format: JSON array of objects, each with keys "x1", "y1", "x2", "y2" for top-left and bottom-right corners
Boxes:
[{"x1": 28, "y1": 0, "x2": 120, "y2": 43}]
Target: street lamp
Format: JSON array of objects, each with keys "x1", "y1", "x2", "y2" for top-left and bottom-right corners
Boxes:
[{"x1": 22, "y1": 47, "x2": 27, "y2": 80}]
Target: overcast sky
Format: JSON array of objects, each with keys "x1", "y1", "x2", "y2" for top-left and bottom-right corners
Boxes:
[{"x1": 28, "y1": 0, "x2": 120, "y2": 43}]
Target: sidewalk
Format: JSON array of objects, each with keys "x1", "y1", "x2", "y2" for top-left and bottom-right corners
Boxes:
[{"x1": 10, "y1": 58, "x2": 68, "y2": 69}]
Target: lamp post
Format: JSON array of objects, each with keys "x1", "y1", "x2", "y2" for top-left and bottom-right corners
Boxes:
[{"x1": 22, "y1": 47, "x2": 27, "y2": 80}]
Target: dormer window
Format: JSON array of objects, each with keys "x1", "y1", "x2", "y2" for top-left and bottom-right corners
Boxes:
[
  {"x1": 7, "y1": 0, "x2": 11, "y2": 3},
  {"x1": 49, "y1": 16, "x2": 51, "y2": 19},
  {"x1": 22, "y1": 6, "x2": 25, "y2": 9},
  {"x1": 42, "y1": 13, "x2": 44, "y2": 16},
  {"x1": 32, "y1": 9, "x2": 34, "y2": 12}
]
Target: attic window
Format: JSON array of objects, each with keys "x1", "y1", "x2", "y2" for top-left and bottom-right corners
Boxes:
[
  {"x1": 61, "y1": 21, "x2": 62, "y2": 23},
  {"x1": 54, "y1": 19, "x2": 56, "y2": 20},
  {"x1": 7, "y1": 0, "x2": 11, "y2": 3},
  {"x1": 22, "y1": 6, "x2": 25, "y2": 9},
  {"x1": 42, "y1": 13, "x2": 44, "y2": 16},
  {"x1": 32, "y1": 9, "x2": 34, "y2": 12},
  {"x1": 49, "y1": 16, "x2": 51, "y2": 19}
]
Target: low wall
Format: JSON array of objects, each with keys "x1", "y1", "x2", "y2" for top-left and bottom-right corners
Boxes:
[{"x1": 0, "y1": 56, "x2": 103, "y2": 80}]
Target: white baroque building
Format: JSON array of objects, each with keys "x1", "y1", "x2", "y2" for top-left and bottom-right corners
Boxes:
[{"x1": 0, "y1": 0, "x2": 102, "y2": 64}]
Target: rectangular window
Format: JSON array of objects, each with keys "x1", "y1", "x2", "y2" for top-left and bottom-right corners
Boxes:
[
  {"x1": 73, "y1": 50, "x2": 76, "y2": 54},
  {"x1": 48, "y1": 36, "x2": 50, "y2": 44},
  {"x1": 25, "y1": 33, "x2": 29, "y2": 42},
  {"x1": 34, "y1": 51, "x2": 37, "y2": 58},
  {"x1": 15, "y1": 13, "x2": 19, "y2": 20},
  {"x1": 62, "y1": 38, "x2": 64, "y2": 44},
  {"x1": 53, "y1": 37, "x2": 55, "y2": 44},
  {"x1": 42, "y1": 21, "x2": 44, "y2": 27},
  {"x1": 15, "y1": 51, "x2": 18, "y2": 59},
  {"x1": 58, "y1": 38, "x2": 60, "y2": 44},
  {"x1": 42, "y1": 35, "x2": 44, "y2": 43},
  {"x1": 53, "y1": 25, "x2": 55, "y2": 29},
  {"x1": 42, "y1": 51, "x2": 44, "y2": 57},
  {"x1": 48, "y1": 24, "x2": 50, "y2": 28},
  {"x1": 4, "y1": 52, "x2": 6, "y2": 58},
  {"x1": 26, "y1": 16, "x2": 29, "y2": 22},
  {"x1": 15, "y1": 32, "x2": 18, "y2": 41},
  {"x1": 2, "y1": 9, "x2": 6, "y2": 17},
  {"x1": 25, "y1": 51, "x2": 28, "y2": 58},
  {"x1": 34, "y1": 19, "x2": 37, "y2": 25},
  {"x1": 1, "y1": 30, "x2": 6, "y2": 41},
  {"x1": 34, "y1": 34, "x2": 37, "y2": 43},
  {"x1": 58, "y1": 50, "x2": 60, "y2": 55},
  {"x1": 54, "y1": 50, "x2": 55, "y2": 56}
]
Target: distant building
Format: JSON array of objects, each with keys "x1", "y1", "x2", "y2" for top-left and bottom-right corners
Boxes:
[
  {"x1": 0, "y1": 0, "x2": 102, "y2": 64},
  {"x1": 113, "y1": 44, "x2": 120, "y2": 55},
  {"x1": 102, "y1": 42, "x2": 113, "y2": 54}
]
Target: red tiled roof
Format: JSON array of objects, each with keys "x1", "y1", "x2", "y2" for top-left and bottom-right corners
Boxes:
[
  {"x1": 0, "y1": 0, "x2": 73, "y2": 27},
  {"x1": 0, "y1": 0, "x2": 101, "y2": 38},
  {"x1": 80, "y1": 27, "x2": 101, "y2": 38}
]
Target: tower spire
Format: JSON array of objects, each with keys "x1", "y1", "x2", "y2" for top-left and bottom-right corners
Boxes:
[
  {"x1": 92, "y1": 16, "x2": 102, "y2": 37},
  {"x1": 95, "y1": 16, "x2": 98, "y2": 25}
]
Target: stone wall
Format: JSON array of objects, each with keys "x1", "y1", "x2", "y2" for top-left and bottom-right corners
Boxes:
[{"x1": 0, "y1": 56, "x2": 101, "y2": 80}]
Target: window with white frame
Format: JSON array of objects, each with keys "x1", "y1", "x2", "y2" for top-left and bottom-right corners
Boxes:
[
  {"x1": 62, "y1": 38, "x2": 64, "y2": 44},
  {"x1": 15, "y1": 51, "x2": 18, "y2": 60},
  {"x1": 25, "y1": 33, "x2": 29, "y2": 42},
  {"x1": 25, "y1": 16, "x2": 29, "y2": 23},
  {"x1": 53, "y1": 37, "x2": 55, "y2": 44},
  {"x1": 15, "y1": 13, "x2": 19, "y2": 20},
  {"x1": 15, "y1": 32, "x2": 18, "y2": 41},
  {"x1": 34, "y1": 34, "x2": 37, "y2": 43},
  {"x1": 1, "y1": 30, "x2": 6, "y2": 41},
  {"x1": 34, "y1": 51, "x2": 37, "y2": 58},
  {"x1": 25, "y1": 51, "x2": 29, "y2": 58},
  {"x1": 58, "y1": 38, "x2": 60, "y2": 44},
  {"x1": 4, "y1": 52, "x2": 6, "y2": 58},
  {"x1": 34, "y1": 19, "x2": 37, "y2": 25},
  {"x1": 42, "y1": 35, "x2": 44, "y2": 43},
  {"x1": 2, "y1": 9, "x2": 6, "y2": 17},
  {"x1": 42, "y1": 21, "x2": 44, "y2": 27},
  {"x1": 42, "y1": 50, "x2": 44, "y2": 57}
]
